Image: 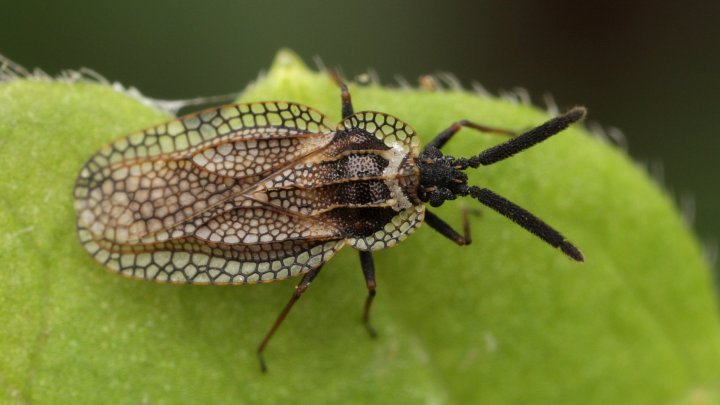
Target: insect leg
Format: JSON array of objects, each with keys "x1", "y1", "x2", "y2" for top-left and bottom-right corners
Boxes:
[
  {"x1": 476, "y1": 107, "x2": 586, "y2": 165},
  {"x1": 359, "y1": 251, "x2": 378, "y2": 338},
  {"x1": 424, "y1": 120, "x2": 515, "y2": 152},
  {"x1": 424, "y1": 209, "x2": 473, "y2": 246},
  {"x1": 466, "y1": 186, "x2": 584, "y2": 261},
  {"x1": 148, "y1": 92, "x2": 244, "y2": 115},
  {"x1": 329, "y1": 69, "x2": 354, "y2": 119},
  {"x1": 257, "y1": 264, "x2": 324, "y2": 373}
]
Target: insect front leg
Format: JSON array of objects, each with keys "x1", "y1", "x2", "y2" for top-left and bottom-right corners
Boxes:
[
  {"x1": 257, "y1": 264, "x2": 324, "y2": 373},
  {"x1": 424, "y1": 120, "x2": 515, "y2": 152},
  {"x1": 329, "y1": 70, "x2": 354, "y2": 119},
  {"x1": 423, "y1": 209, "x2": 475, "y2": 246},
  {"x1": 359, "y1": 251, "x2": 378, "y2": 338}
]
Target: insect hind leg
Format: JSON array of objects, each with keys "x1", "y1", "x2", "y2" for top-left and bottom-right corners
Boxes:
[
  {"x1": 359, "y1": 252, "x2": 378, "y2": 338},
  {"x1": 329, "y1": 69, "x2": 354, "y2": 119},
  {"x1": 256, "y1": 264, "x2": 324, "y2": 373}
]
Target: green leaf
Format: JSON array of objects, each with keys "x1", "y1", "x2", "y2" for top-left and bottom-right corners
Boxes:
[{"x1": 2, "y1": 49, "x2": 719, "y2": 404}]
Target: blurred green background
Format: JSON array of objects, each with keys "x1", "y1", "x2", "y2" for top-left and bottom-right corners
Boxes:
[{"x1": 3, "y1": 0, "x2": 718, "y2": 273}]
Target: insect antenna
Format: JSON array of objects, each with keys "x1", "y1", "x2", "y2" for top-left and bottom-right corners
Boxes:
[
  {"x1": 418, "y1": 107, "x2": 587, "y2": 260},
  {"x1": 473, "y1": 106, "x2": 586, "y2": 166},
  {"x1": 462, "y1": 186, "x2": 584, "y2": 261},
  {"x1": 456, "y1": 107, "x2": 586, "y2": 260}
]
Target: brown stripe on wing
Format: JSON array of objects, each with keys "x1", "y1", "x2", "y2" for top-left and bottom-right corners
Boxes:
[{"x1": 189, "y1": 130, "x2": 332, "y2": 178}]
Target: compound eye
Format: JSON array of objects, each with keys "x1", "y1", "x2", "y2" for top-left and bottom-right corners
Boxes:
[{"x1": 454, "y1": 171, "x2": 468, "y2": 183}]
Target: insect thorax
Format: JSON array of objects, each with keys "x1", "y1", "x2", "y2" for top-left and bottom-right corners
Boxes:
[{"x1": 254, "y1": 126, "x2": 424, "y2": 246}]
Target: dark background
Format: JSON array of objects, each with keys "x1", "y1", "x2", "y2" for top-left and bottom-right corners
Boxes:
[{"x1": 4, "y1": 0, "x2": 718, "y2": 272}]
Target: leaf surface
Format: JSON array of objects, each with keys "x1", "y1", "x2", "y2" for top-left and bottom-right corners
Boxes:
[{"x1": 1, "y1": 50, "x2": 718, "y2": 404}]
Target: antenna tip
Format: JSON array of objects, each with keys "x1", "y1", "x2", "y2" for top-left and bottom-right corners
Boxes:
[
  {"x1": 561, "y1": 242, "x2": 585, "y2": 262},
  {"x1": 566, "y1": 106, "x2": 587, "y2": 122}
]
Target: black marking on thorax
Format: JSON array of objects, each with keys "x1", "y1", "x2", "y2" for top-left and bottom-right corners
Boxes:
[
  {"x1": 252, "y1": 127, "x2": 420, "y2": 237},
  {"x1": 320, "y1": 207, "x2": 399, "y2": 238}
]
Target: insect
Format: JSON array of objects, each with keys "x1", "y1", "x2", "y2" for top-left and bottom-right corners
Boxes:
[{"x1": 74, "y1": 72, "x2": 585, "y2": 372}]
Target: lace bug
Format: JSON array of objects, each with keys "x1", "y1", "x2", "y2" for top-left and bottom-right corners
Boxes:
[{"x1": 74, "y1": 72, "x2": 585, "y2": 372}]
